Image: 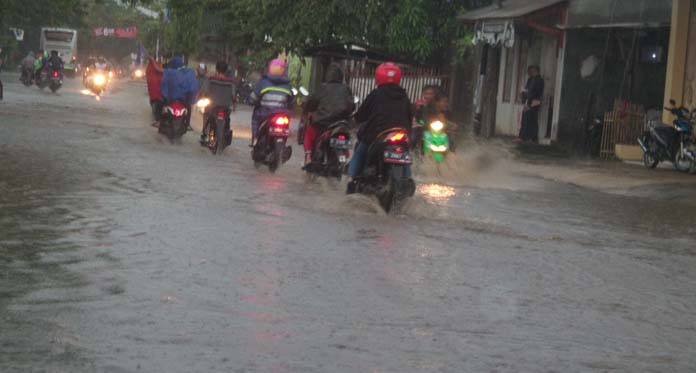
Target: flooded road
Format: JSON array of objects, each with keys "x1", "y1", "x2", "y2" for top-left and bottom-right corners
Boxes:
[{"x1": 1, "y1": 72, "x2": 696, "y2": 372}]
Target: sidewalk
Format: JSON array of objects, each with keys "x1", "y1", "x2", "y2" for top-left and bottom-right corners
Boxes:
[{"x1": 450, "y1": 136, "x2": 696, "y2": 197}]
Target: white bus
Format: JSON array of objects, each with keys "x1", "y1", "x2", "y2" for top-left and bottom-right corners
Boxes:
[{"x1": 40, "y1": 28, "x2": 78, "y2": 75}]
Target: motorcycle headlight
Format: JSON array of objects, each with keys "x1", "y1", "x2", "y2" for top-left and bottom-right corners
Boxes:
[
  {"x1": 94, "y1": 74, "x2": 106, "y2": 86},
  {"x1": 429, "y1": 144, "x2": 448, "y2": 152},
  {"x1": 196, "y1": 98, "x2": 211, "y2": 108},
  {"x1": 108, "y1": 71, "x2": 114, "y2": 78},
  {"x1": 430, "y1": 121, "x2": 444, "y2": 132},
  {"x1": 134, "y1": 69, "x2": 144, "y2": 78}
]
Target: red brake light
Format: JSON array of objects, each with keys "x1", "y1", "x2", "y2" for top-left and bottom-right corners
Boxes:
[
  {"x1": 53, "y1": 71, "x2": 59, "y2": 77},
  {"x1": 338, "y1": 135, "x2": 347, "y2": 140},
  {"x1": 217, "y1": 110, "x2": 225, "y2": 119},
  {"x1": 274, "y1": 116, "x2": 290, "y2": 126},
  {"x1": 173, "y1": 109, "x2": 183, "y2": 117},
  {"x1": 388, "y1": 132, "x2": 407, "y2": 142}
]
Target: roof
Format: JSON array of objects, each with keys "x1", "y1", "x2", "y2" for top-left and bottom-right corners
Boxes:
[{"x1": 459, "y1": 0, "x2": 566, "y2": 22}]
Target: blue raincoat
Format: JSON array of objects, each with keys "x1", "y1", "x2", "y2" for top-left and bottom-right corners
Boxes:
[{"x1": 160, "y1": 57, "x2": 199, "y2": 105}]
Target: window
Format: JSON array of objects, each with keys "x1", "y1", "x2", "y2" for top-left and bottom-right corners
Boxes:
[
  {"x1": 502, "y1": 47, "x2": 515, "y2": 103},
  {"x1": 44, "y1": 31, "x2": 74, "y2": 43}
]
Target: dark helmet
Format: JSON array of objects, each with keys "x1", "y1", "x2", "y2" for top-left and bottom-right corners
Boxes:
[{"x1": 324, "y1": 63, "x2": 344, "y2": 83}]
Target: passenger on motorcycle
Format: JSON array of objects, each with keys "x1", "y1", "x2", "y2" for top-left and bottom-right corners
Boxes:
[
  {"x1": 302, "y1": 63, "x2": 355, "y2": 166},
  {"x1": 198, "y1": 61, "x2": 235, "y2": 143},
  {"x1": 347, "y1": 62, "x2": 413, "y2": 190},
  {"x1": 146, "y1": 57, "x2": 164, "y2": 126},
  {"x1": 21, "y1": 52, "x2": 36, "y2": 82},
  {"x1": 248, "y1": 59, "x2": 294, "y2": 146},
  {"x1": 160, "y1": 56, "x2": 200, "y2": 130}
]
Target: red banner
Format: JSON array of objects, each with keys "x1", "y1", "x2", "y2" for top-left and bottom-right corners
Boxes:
[{"x1": 93, "y1": 27, "x2": 138, "y2": 39}]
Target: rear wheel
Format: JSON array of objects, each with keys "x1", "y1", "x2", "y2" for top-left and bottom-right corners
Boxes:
[
  {"x1": 379, "y1": 166, "x2": 404, "y2": 213},
  {"x1": 269, "y1": 140, "x2": 283, "y2": 173},
  {"x1": 216, "y1": 122, "x2": 226, "y2": 155}
]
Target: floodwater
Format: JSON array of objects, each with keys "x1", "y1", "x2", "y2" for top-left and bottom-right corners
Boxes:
[{"x1": 1, "y1": 72, "x2": 695, "y2": 372}]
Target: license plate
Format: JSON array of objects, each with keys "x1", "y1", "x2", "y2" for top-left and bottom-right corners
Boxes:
[
  {"x1": 330, "y1": 138, "x2": 352, "y2": 149},
  {"x1": 339, "y1": 155, "x2": 347, "y2": 163},
  {"x1": 384, "y1": 151, "x2": 412, "y2": 163}
]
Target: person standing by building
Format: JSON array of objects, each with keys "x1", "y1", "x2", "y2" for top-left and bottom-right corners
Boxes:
[{"x1": 517, "y1": 65, "x2": 544, "y2": 143}]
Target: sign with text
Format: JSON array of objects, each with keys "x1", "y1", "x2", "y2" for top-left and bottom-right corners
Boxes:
[{"x1": 93, "y1": 27, "x2": 138, "y2": 39}]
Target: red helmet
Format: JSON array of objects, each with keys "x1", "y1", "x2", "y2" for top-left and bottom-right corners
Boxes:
[{"x1": 375, "y1": 62, "x2": 402, "y2": 86}]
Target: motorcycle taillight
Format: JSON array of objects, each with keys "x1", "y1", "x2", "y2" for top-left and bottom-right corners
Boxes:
[
  {"x1": 53, "y1": 72, "x2": 59, "y2": 77},
  {"x1": 217, "y1": 110, "x2": 225, "y2": 119}
]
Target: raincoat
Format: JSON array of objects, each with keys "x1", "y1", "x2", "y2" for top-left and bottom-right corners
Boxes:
[{"x1": 160, "y1": 57, "x2": 199, "y2": 105}]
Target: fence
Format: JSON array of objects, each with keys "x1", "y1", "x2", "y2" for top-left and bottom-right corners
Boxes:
[
  {"x1": 600, "y1": 100, "x2": 646, "y2": 159},
  {"x1": 343, "y1": 61, "x2": 449, "y2": 102}
]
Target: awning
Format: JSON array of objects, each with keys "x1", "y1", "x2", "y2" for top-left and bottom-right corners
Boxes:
[
  {"x1": 564, "y1": 0, "x2": 671, "y2": 29},
  {"x1": 459, "y1": 0, "x2": 566, "y2": 22}
]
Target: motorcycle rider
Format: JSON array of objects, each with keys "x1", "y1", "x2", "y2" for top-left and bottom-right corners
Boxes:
[
  {"x1": 302, "y1": 63, "x2": 355, "y2": 166},
  {"x1": 347, "y1": 62, "x2": 413, "y2": 193},
  {"x1": 198, "y1": 61, "x2": 235, "y2": 144},
  {"x1": 21, "y1": 52, "x2": 36, "y2": 83},
  {"x1": 248, "y1": 58, "x2": 294, "y2": 146},
  {"x1": 34, "y1": 50, "x2": 48, "y2": 81},
  {"x1": 160, "y1": 55, "x2": 199, "y2": 131},
  {"x1": 46, "y1": 50, "x2": 64, "y2": 74}
]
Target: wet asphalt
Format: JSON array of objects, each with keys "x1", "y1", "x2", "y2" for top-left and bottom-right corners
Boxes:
[{"x1": 1, "y1": 72, "x2": 695, "y2": 372}]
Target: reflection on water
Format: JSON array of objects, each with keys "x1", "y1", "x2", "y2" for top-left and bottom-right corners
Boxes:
[{"x1": 417, "y1": 183, "x2": 456, "y2": 203}]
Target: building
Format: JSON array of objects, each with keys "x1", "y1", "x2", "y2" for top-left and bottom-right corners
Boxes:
[
  {"x1": 663, "y1": 0, "x2": 696, "y2": 123},
  {"x1": 461, "y1": 0, "x2": 673, "y2": 151}
]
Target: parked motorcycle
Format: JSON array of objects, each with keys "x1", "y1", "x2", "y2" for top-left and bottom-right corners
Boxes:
[
  {"x1": 159, "y1": 101, "x2": 189, "y2": 142},
  {"x1": 349, "y1": 128, "x2": 416, "y2": 212},
  {"x1": 196, "y1": 98, "x2": 232, "y2": 155},
  {"x1": 252, "y1": 112, "x2": 293, "y2": 172},
  {"x1": 638, "y1": 99, "x2": 695, "y2": 172}
]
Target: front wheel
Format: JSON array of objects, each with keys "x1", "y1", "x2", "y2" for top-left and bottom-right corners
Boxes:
[
  {"x1": 674, "y1": 147, "x2": 691, "y2": 173},
  {"x1": 642, "y1": 137, "x2": 659, "y2": 169}
]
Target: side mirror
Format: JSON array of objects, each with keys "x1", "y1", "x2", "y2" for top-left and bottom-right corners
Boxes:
[{"x1": 299, "y1": 87, "x2": 309, "y2": 96}]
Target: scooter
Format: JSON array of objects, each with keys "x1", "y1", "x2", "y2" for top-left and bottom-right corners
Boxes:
[
  {"x1": 638, "y1": 99, "x2": 695, "y2": 172},
  {"x1": 348, "y1": 128, "x2": 416, "y2": 213},
  {"x1": 252, "y1": 112, "x2": 293, "y2": 173},
  {"x1": 422, "y1": 120, "x2": 450, "y2": 164},
  {"x1": 303, "y1": 120, "x2": 353, "y2": 180},
  {"x1": 159, "y1": 101, "x2": 189, "y2": 142},
  {"x1": 196, "y1": 97, "x2": 233, "y2": 155}
]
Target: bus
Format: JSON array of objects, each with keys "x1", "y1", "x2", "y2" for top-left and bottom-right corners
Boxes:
[{"x1": 40, "y1": 28, "x2": 78, "y2": 76}]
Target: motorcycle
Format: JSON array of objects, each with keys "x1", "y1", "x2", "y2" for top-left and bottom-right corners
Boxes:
[
  {"x1": 638, "y1": 99, "x2": 695, "y2": 172},
  {"x1": 159, "y1": 101, "x2": 189, "y2": 142},
  {"x1": 304, "y1": 120, "x2": 353, "y2": 180},
  {"x1": 19, "y1": 67, "x2": 34, "y2": 86},
  {"x1": 422, "y1": 120, "x2": 450, "y2": 164},
  {"x1": 252, "y1": 112, "x2": 293, "y2": 173},
  {"x1": 36, "y1": 69, "x2": 63, "y2": 93},
  {"x1": 84, "y1": 70, "x2": 108, "y2": 96},
  {"x1": 196, "y1": 98, "x2": 233, "y2": 154},
  {"x1": 350, "y1": 128, "x2": 416, "y2": 212}
]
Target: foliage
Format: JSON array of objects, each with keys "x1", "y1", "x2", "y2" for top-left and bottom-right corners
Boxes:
[{"x1": 159, "y1": 0, "x2": 491, "y2": 65}]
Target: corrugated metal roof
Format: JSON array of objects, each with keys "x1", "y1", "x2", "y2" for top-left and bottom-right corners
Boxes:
[{"x1": 459, "y1": 0, "x2": 566, "y2": 21}]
